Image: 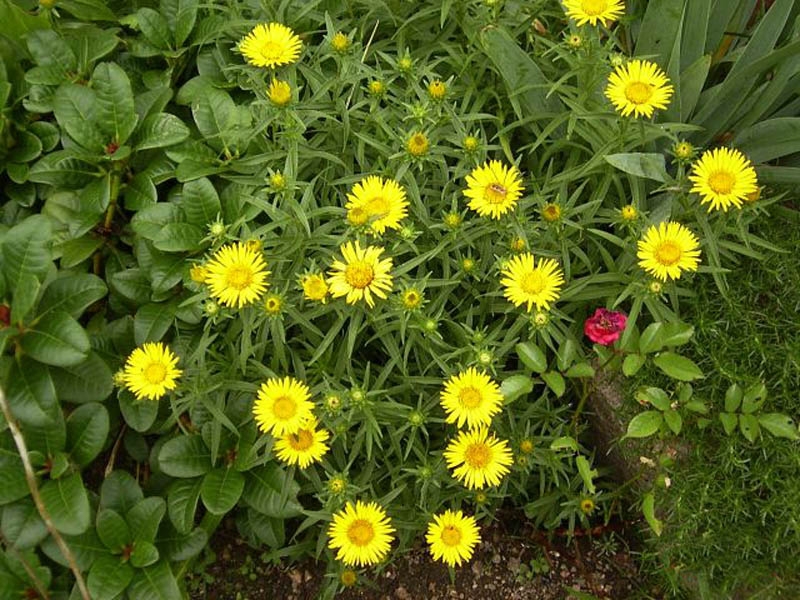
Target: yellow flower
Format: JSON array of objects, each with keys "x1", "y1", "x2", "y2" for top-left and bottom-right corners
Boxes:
[
  {"x1": 443, "y1": 212, "x2": 463, "y2": 229},
  {"x1": 301, "y1": 273, "x2": 329, "y2": 303},
  {"x1": 541, "y1": 203, "x2": 562, "y2": 222},
  {"x1": 327, "y1": 240, "x2": 394, "y2": 308},
  {"x1": 267, "y1": 79, "x2": 292, "y2": 107},
  {"x1": 566, "y1": 34, "x2": 583, "y2": 48},
  {"x1": 328, "y1": 475, "x2": 347, "y2": 494},
  {"x1": 428, "y1": 79, "x2": 447, "y2": 100},
  {"x1": 500, "y1": 253, "x2": 565, "y2": 312},
  {"x1": 344, "y1": 175, "x2": 408, "y2": 235},
  {"x1": 340, "y1": 569, "x2": 357, "y2": 587},
  {"x1": 401, "y1": 287, "x2": 424, "y2": 310},
  {"x1": 637, "y1": 222, "x2": 701, "y2": 281},
  {"x1": 426, "y1": 510, "x2": 481, "y2": 567},
  {"x1": 189, "y1": 264, "x2": 207, "y2": 284},
  {"x1": 122, "y1": 342, "x2": 182, "y2": 401},
  {"x1": 510, "y1": 237, "x2": 527, "y2": 253},
  {"x1": 688, "y1": 147, "x2": 758, "y2": 212},
  {"x1": 331, "y1": 32, "x2": 350, "y2": 53},
  {"x1": 368, "y1": 80, "x2": 385, "y2": 97},
  {"x1": 252, "y1": 376, "x2": 314, "y2": 437},
  {"x1": 674, "y1": 141, "x2": 694, "y2": 160},
  {"x1": 239, "y1": 23, "x2": 302, "y2": 69},
  {"x1": 520, "y1": 439, "x2": 534, "y2": 454},
  {"x1": 605, "y1": 59, "x2": 674, "y2": 118},
  {"x1": 462, "y1": 135, "x2": 480, "y2": 152},
  {"x1": 461, "y1": 257, "x2": 475, "y2": 272},
  {"x1": 440, "y1": 367, "x2": 503, "y2": 430},
  {"x1": 274, "y1": 418, "x2": 330, "y2": 468},
  {"x1": 270, "y1": 172, "x2": 286, "y2": 190},
  {"x1": 746, "y1": 187, "x2": 762, "y2": 203},
  {"x1": 562, "y1": 0, "x2": 625, "y2": 26},
  {"x1": 406, "y1": 132, "x2": 429, "y2": 157},
  {"x1": 444, "y1": 427, "x2": 513, "y2": 490},
  {"x1": 621, "y1": 204, "x2": 638, "y2": 221},
  {"x1": 263, "y1": 293, "x2": 284, "y2": 315},
  {"x1": 245, "y1": 238, "x2": 262, "y2": 253},
  {"x1": 205, "y1": 242, "x2": 270, "y2": 308},
  {"x1": 580, "y1": 498, "x2": 596, "y2": 514},
  {"x1": 328, "y1": 501, "x2": 395, "y2": 566},
  {"x1": 463, "y1": 160, "x2": 524, "y2": 219}
]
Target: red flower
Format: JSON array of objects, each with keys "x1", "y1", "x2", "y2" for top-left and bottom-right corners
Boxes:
[{"x1": 584, "y1": 308, "x2": 627, "y2": 346}]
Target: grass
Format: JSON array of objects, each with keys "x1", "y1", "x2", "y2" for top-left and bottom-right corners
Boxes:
[{"x1": 642, "y1": 205, "x2": 800, "y2": 598}]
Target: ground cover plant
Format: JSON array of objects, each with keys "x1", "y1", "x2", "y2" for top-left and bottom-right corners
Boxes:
[{"x1": 0, "y1": 0, "x2": 798, "y2": 598}]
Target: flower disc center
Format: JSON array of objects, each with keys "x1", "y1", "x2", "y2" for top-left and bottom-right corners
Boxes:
[
  {"x1": 581, "y1": 0, "x2": 608, "y2": 15},
  {"x1": 485, "y1": 183, "x2": 508, "y2": 204},
  {"x1": 288, "y1": 429, "x2": 314, "y2": 451},
  {"x1": 459, "y1": 387, "x2": 483, "y2": 409},
  {"x1": 521, "y1": 272, "x2": 546, "y2": 294},
  {"x1": 226, "y1": 265, "x2": 254, "y2": 290},
  {"x1": 441, "y1": 525, "x2": 462, "y2": 547},
  {"x1": 345, "y1": 262, "x2": 375, "y2": 289},
  {"x1": 625, "y1": 81, "x2": 653, "y2": 105},
  {"x1": 144, "y1": 362, "x2": 167, "y2": 384},
  {"x1": 708, "y1": 171, "x2": 736, "y2": 195},
  {"x1": 655, "y1": 241, "x2": 682, "y2": 266},
  {"x1": 347, "y1": 519, "x2": 375, "y2": 546},
  {"x1": 464, "y1": 442, "x2": 491, "y2": 468},
  {"x1": 272, "y1": 396, "x2": 297, "y2": 420}
]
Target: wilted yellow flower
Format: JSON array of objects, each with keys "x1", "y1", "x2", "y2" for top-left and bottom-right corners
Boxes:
[
  {"x1": 674, "y1": 141, "x2": 694, "y2": 160},
  {"x1": 263, "y1": 293, "x2": 284, "y2": 316},
  {"x1": 580, "y1": 498, "x2": 596, "y2": 514}
]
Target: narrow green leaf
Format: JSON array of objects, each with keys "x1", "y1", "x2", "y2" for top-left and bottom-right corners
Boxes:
[{"x1": 642, "y1": 493, "x2": 663, "y2": 536}]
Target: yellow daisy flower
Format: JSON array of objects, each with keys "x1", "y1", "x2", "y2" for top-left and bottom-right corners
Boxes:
[
  {"x1": 688, "y1": 147, "x2": 759, "y2": 212},
  {"x1": 444, "y1": 427, "x2": 513, "y2": 490},
  {"x1": 274, "y1": 418, "x2": 330, "y2": 468},
  {"x1": 345, "y1": 176, "x2": 408, "y2": 234},
  {"x1": 637, "y1": 222, "x2": 701, "y2": 281},
  {"x1": 263, "y1": 293, "x2": 284, "y2": 316},
  {"x1": 401, "y1": 287, "x2": 424, "y2": 310},
  {"x1": 562, "y1": 0, "x2": 625, "y2": 26},
  {"x1": 189, "y1": 264, "x2": 207, "y2": 284},
  {"x1": 328, "y1": 500, "x2": 395, "y2": 566},
  {"x1": 426, "y1": 510, "x2": 481, "y2": 567},
  {"x1": 327, "y1": 240, "x2": 394, "y2": 308},
  {"x1": 239, "y1": 23, "x2": 302, "y2": 69},
  {"x1": 463, "y1": 160, "x2": 524, "y2": 219},
  {"x1": 252, "y1": 376, "x2": 314, "y2": 437},
  {"x1": 205, "y1": 242, "x2": 270, "y2": 308},
  {"x1": 440, "y1": 367, "x2": 503, "y2": 430},
  {"x1": 621, "y1": 204, "x2": 638, "y2": 221},
  {"x1": 428, "y1": 79, "x2": 447, "y2": 100},
  {"x1": 301, "y1": 273, "x2": 329, "y2": 303},
  {"x1": 122, "y1": 342, "x2": 182, "y2": 401},
  {"x1": 267, "y1": 78, "x2": 292, "y2": 107},
  {"x1": 331, "y1": 32, "x2": 350, "y2": 53},
  {"x1": 406, "y1": 132, "x2": 429, "y2": 157},
  {"x1": 605, "y1": 59, "x2": 674, "y2": 118},
  {"x1": 500, "y1": 253, "x2": 565, "y2": 312}
]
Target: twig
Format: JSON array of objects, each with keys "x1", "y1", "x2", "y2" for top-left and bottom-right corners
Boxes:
[
  {"x1": 345, "y1": 20, "x2": 379, "y2": 109},
  {"x1": 104, "y1": 423, "x2": 127, "y2": 478},
  {"x1": 0, "y1": 386, "x2": 91, "y2": 600}
]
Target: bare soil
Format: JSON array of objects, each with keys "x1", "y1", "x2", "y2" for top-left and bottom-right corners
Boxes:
[{"x1": 187, "y1": 511, "x2": 647, "y2": 600}]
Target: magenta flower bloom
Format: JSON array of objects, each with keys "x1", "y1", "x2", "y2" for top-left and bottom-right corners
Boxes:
[{"x1": 584, "y1": 308, "x2": 627, "y2": 346}]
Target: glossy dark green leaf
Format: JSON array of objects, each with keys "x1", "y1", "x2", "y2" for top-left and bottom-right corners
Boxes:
[
  {"x1": 20, "y1": 310, "x2": 90, "y2": 367},
  {"x1": 66, "y1": 403, "x2": 110, "y2": 466},
  {"x1": 93, "y1": 62, "x2": 138, "y2": 144},
  {"x1": 38, "y1": 273, "x2": 107, "y2": 318},
  {"x1": 159, "y1": 435, "x2": 212, "y2": 478},
  {"x1": 200, "y1": 467, "x2": 245, "y2": 515},
  {"x1": 167, "y1": 478, "x2": 202, "y2": 534},
  {"x1": 88, "y1": 554, "x2": 134, "y2": 600},
  {"x1": 5, "y1": 358, "x2": 59, "y2": 426},
  {"x1": 119, "y1": 390, "x2": 159, "y2": 432},
  {"x1": 96, "y1": 508, "x2": 130, "y2": 551},
  {"x1": 51, "y1": 351, "x2": 114, "y2": 404},
  {"x1": 40, "y1": 473, "x2": 90, "y2": 535},
  {"x1": 127, "y1": 496, "x2": 166, "y2": 544}
]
